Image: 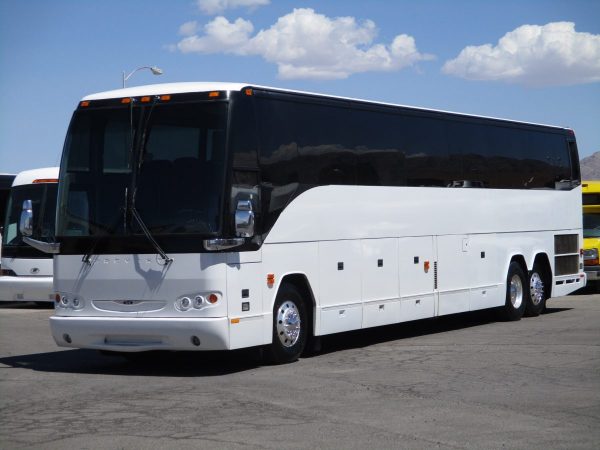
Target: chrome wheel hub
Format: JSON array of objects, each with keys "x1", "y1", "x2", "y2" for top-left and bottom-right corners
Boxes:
[
  {"x1": 276, "y1": 301, "x2": 301, "y2": 347},
  {"x1": 510, "y1": 274, "x2": 523, "y2": 309},
  {"x1": 530, "y1": 273, "x2": 544, "y2": 306}
]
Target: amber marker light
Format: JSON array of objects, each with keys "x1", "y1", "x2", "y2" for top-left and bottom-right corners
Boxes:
[
  {"x1": 33, "y1": 178, "x2": 58, "y2": 184},
  {"x1": 208, "y1": 91, "x2": 220, "y2": 98},
  {"x1": 121, "y1": 97, "x2": 132, "y2": 104},
  {"x1": 141, "y1": 96, "x2": 151, "y2": 103},
  {"x1": 424, "y1": 261, "x2": 430, "y2": 272},
  {"x1": 267, "y1": 273, "x2": 275, "y2": 286},
  {"x1": 80, "y1": 101, "x2": 90, "y2": 107},
  {"x1": 160, "y1": 95, "x2": 171, "y2": 101},
  {"x1": 231, "y1": 318, "x2": 240, "y2": 324},
  {"x1": 245, "y1": 88, "x2": 253, "y2": 96}
]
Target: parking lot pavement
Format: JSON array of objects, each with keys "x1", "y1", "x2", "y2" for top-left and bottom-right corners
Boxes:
[{"x1": 0, "y1": 293, "x2": 599, "y2": 450}]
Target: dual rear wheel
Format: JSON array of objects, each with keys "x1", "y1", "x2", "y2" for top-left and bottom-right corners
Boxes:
[{"x1": 502, "y1": 261, "x2": 548, "y2": 321}]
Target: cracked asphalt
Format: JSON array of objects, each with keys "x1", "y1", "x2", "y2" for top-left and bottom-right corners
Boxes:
[{"x1": 1, "y1": 292, "x2": 598, "y2": 449}]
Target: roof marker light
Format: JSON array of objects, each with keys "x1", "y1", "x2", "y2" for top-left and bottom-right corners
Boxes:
[
  {"x1": 141, "y1": 96, "x2": 151, "y2": 103},
  {"x1": 33, "y1": 178, "x2": 59, "y2": 184},
  {"x1": 208, "y1": 91, "x2": 220, "y2": 98},
  {"x1": 121, "y1": 98, "x2": 132, "y2": 104},
  {"x1": 245, "y1": 88, "x2": 253, "y2": 96},
  {"x1": 160, "y1": 95, "x2": 171, "y2": 101},
  {"x1": 80, "y1": 101, "x2": 90, "y2": 107}
]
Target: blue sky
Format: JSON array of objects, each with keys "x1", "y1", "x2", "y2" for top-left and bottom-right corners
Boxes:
[{"x1": 1, "y1": 0, "x2": 599, "y2": 174}]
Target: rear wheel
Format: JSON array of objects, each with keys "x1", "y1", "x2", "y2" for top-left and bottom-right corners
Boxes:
[
  {"x1": 264, "y1": 285, "x2": 307, "y2": 364},
  {"x1": 525, "y1": 263, "x2": 547, "y2": 317},
  {"x1": 500, "y1": 261, "x2": 527, "y2": 321}
]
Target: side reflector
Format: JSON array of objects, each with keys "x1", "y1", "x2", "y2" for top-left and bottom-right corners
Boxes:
[
  {"x1": 80, "y1": 101, "x2": 90, "y2": 107},
  {"x1": 33, "y1": 178, "x2": 58, "y2": 184},
  {"x1": 424, "y1": 260, "x2": 430, "y2": 272},
  {"x1": 231, "y1": 318, "x2": 240, "y2": 324},
  {"x1": 267, "y1": 273, "x2": 275, "y2": 286},
  {"x1": 245, "y1": 88, "x2": 253, "y2": 96},
  {"x1": 208, "y1": 91, "x2": 220, "y2": 98}
]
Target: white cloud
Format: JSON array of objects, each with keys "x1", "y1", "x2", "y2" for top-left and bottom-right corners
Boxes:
[
  {"x1": 442, "y1": 22, "x2": 600, "y2": 86},
  {"x1": 196, "y1": 0, "x2": 270, "y2": 15},
  {"x1": 175, "y1": 8, "x2": 434, "y2": 80},
  {"x1": 177, "y1": 16, "x2": 254, "y2": 53},
  {"x1": 179, "y1": 21, "x2": 200, "y2": 36}
]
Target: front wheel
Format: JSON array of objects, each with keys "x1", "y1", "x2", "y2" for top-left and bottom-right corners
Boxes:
[
  {"x1": 525, "y1": 264, "x2": 547, "y2": 317},
  {"x1": 264, "y1": 285, "x2": 308, "y2": 364},
  {"x1": 500, "y1": 261, "x2": 527, "y2": 321}
]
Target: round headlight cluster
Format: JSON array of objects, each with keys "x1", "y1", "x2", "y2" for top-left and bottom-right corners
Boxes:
[{"x1": 175, "y1": 293, "x2": 219, "y2": 312}]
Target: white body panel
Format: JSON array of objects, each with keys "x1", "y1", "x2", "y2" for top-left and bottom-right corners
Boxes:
[
  {"x1": 51, "y1": 185, "x2": 585, "y2": 351},
  {"x1": 0, "y1": 167, "x2": 58, "y2": 302}
]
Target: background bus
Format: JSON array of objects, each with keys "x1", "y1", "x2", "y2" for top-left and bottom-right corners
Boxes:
[
  {"x1": 0, "y1": 173, "x2": 16, "y2": 267},
  {"x1": 582, "y1": 181, "x2": 600, "y2": 283},
  {"x1": 0, "y1": 168, "x2": 59, "y2": 303},
  {"x1": 23, "y1": 83, "x2": 584, "y2": 363}
]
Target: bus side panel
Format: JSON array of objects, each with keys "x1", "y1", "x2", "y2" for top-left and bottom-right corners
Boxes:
[
  {"x1": 437, "y1": 235, "x2": 471, "y2": 316},
  {"x1": 398, "y1": 236, "x2": 436, "y2": 322},
  {"x1": 318, "y1": 240, "x2": 363, "y2": 335},
  {"x1": 361, "y1": 238, "x2": 400, "y2": 328},
  {"x1": 467, "y1": 234, "x2": 504, "y2": 311}
]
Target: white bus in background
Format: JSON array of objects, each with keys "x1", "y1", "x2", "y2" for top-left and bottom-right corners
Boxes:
[
  {"x1": 0, "y1": 168, "x2": 58, "y2": 303},
  {"x1": 21, "y1": 83, "x2": 584, "y2": 363},
  {"x1": 0, "y1": 173, "x2": 16, "y2": 266}
]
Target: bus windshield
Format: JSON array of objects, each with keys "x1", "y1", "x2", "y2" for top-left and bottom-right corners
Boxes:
[
  {"x1": 583, "y1": 212, "x2": 600, "y2": 238},
  {"x1": 56, "y1": 101, "x2": 228, "y2": 239},
  {"x1": 3, "y1": 183, "x2": 57, "y2": 248}
]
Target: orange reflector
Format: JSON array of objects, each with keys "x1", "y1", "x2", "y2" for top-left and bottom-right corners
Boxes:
[
  {"x1": 121, "y1": 98, "x2": 132, "y2": 104},
  {"x1": 80, "y1": 101, "x2": 90, "y2": 107},
  {"x1": 245, "y1": 88, "x2": 253, "y2": 96},
  {"x1": 33, "y1": 178, "x2": 58, "y2": 184},
  {"x1": 424, "y1": 260, "x2": 430, "y2": 272},
  {"x1": 207, "y1": 293, "x2": 218, "y2": 304},
  {"x1": 267, "y1": 273, "x2": 275, "y2": 285},
  {"x1": 160, "y1": 95, "x2": 171, "y2": 101},
  {"x1": 208, "y1": 91, "x2": 220, "y2": 98},
  {"x1": 231, "y1": 318, "x2": 240, "y2": 324}
]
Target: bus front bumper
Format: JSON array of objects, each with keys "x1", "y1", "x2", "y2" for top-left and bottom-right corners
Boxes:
[
  {"x1": 49, "y1": 316, "x2": 230, "y2": 352},
  {"x1": 0, "y1": 276, "x2": 54, "y2": 302}
]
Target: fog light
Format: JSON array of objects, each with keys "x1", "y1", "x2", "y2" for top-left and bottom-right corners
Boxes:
[
  {"x1": 63, "y1": 333, "x2": 72, "y2": 344},
  {"x1": 191, "y1": 336, "x2": 201, "y2": 346}
]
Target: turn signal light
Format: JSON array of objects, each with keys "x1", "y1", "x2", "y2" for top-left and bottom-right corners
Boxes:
[
  {"x1": 207, "y1": 293, "x2": 218, "y2": 304},
  {"x1": 584, "y1": 259, "x2": 599, "y2": 266}
]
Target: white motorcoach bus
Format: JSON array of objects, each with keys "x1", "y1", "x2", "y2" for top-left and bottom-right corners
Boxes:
[
  {"x1": 1, "y1": 168, "x2": 58, "y2": 303},
  {"x1": 22, "y1": 83, "x2": 584, "y2": 362}
]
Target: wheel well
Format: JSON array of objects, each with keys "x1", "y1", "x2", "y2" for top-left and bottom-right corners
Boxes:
[
  {"x1": 279, "y1": 274, "x2": 316, "y2": 337},
  {"x1": 510, "y1": 255, "x2": 528, "y2": 274}
]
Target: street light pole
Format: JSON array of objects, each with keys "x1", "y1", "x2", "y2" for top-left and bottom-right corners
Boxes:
[{"x1": 122, "y1": 66, "x2": 163, "y2": 88}]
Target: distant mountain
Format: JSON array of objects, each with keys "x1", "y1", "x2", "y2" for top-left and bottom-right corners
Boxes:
[{"x1": 580, "y1": 151, "x2": 600, "y2": 180}]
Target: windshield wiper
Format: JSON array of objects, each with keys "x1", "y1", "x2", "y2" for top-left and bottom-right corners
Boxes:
[{"x1": 130, "y1": 203, "x2": 173, "y2": 265}]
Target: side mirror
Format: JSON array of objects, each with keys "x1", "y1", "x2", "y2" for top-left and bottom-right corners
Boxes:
[
  {"x1": 19, "y1": 200, "x2": 33, "y2": 237},
  {"x1": 235, "y1": 199, "x2": 255, "y2": 238}
]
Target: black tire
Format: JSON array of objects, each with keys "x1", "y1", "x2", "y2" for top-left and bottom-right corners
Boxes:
[
  {"x1": 525, "y1": 263, "x2": 548, "y2": 317},
  {"x1": 500, "y1": 261, "x2": 527, "y2": 321},
  {"x1": 264, "y1": 284, "x2": 308, "y2": 364}
]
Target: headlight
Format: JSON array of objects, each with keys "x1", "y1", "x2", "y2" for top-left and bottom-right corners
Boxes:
[
  {"x1": 55, "y1": 293, "x2": 85, "y2": 310},
  {"x1": 175, "y1": 293, "x2": 220, "y2": 312},
  {"x1": 584, "y1": 248, "x2": 598, "y2": 259},
  {"x1": 175, "y1": 296, "x2": 192, "y2": 311}
]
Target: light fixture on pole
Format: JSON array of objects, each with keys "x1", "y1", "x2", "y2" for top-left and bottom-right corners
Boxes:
[{"x1": 122, "y1": 66, "x2": 163, "y2": 88}]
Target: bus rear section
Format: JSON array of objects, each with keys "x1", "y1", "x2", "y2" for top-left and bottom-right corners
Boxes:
[
  {"x1": 0, "y1": 168, "x2": 59, "y2": 303},
  {"x1": 582, "y1": 181, "x2": 600, "y2": 283}
]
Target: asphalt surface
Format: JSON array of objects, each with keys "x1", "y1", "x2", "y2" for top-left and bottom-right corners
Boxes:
[{"x1": 0, "y1": 292, "x2": 599, "y2": 449}]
